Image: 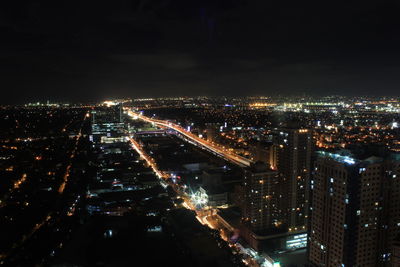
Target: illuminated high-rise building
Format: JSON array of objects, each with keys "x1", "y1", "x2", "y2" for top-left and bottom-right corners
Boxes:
[
  {"x1": 308, "y1": 150, "x2": 400, "y2": 266},
  {"x1": 92, "y1": 103, "x2": 123, "y2": 124},
  {"x1": 91, "y1": 104, "x2": 125, "y2": 143},
  {"x1": 240, "y1": 162, "x2": 282, "y2": 249},
  {"x1": 276, "y1": 128, "x2": 313, "y2": 230},
  {"x1": 243, "y1": 162, "x2": 280, "y2": 231}
]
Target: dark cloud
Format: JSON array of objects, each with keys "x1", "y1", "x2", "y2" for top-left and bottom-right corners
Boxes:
[{"x1": 1, "y1": 0, "x2": 400, "y2": 104}]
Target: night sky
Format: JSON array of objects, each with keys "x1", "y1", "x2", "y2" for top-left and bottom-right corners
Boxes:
[{"x1": 2, "y1": 0, "x2": 400, "y2": 104}]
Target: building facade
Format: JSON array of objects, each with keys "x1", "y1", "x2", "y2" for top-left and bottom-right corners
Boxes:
[
  {"x1": 276, "y1": 128, "x2": 313, "y2": 230},
  {"x1": 243, "y1": 162, "x2": 280, "y2": 232},
  {"x1": 308, "y1": 151, "x2": 400, "y2": 266},
  {"x1": 249, "y1": 142, "x2": 278, "y2": 170},
  {"x1": 392, "y1": 238, "x2": 400, "y2": 267}
]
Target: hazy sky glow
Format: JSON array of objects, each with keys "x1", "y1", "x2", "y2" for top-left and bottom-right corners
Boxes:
[{"x1": 2, "y1": 0, "x2": 400, "y2": 103}]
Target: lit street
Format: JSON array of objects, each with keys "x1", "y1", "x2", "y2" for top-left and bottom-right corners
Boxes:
[{"x1": 127, "y1": 109, "x2": 252, "y2": 167}]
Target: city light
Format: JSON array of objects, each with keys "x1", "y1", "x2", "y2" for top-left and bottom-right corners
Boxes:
[
  {"x1": 190, "y1": 189, "x2": 208, "y2": 208},
  {"x1": 6, "y1": 0, "x2": 400, "y2": 265}
]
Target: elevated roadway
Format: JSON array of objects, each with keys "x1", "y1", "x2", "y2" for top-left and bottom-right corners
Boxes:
[{"x1": 126, "y1": 110, "x2": 252, "y2": 168}]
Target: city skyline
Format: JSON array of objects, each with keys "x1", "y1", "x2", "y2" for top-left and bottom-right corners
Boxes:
[
  {"x1": 2, "y1": 1, "x2": 400, "y2": 266},
  {"x1": 1, "y1": 97, "x2": 400, "y2": 266}
]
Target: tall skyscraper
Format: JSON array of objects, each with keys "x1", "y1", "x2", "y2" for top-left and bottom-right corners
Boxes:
[
  {"x1": 239, "y1": 162, "x2": 283, "y2": 249},
  {"x1": 276, "y1": 128, "x2": 313, "y2": 230},
  {"x1": 308, "y1": 150, "x2": 400, "y2": 266},
  {"x1": 243, "y1": 162, "x2": 280, "y2": 232}
]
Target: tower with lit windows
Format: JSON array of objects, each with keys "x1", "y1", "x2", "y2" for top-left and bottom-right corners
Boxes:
[
  {"x1": 276, "y1": 128, "x2": 313, "y2": 230},
  {"x1": 308, "y1": 150, "x2": 400, "y2": 266},
  {"x1": 243, "y1": 162, "x2": 281, "y2": 232}
]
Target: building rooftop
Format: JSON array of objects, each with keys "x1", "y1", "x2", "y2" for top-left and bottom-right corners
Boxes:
[
  {"x1": 317, "y1": 146, "x2": 400, "y2": 165},
  {"x1": 247, "y1": 161, "x2": 274, "y2": 173},
  {"x1": 316, "y1": 151, "x2": 359, "y2": 165}
]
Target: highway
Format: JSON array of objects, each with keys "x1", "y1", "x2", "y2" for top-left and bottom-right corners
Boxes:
[
  {"x1": 126, "y1": 109, "x2": 252, "y2": 168},
  {"x1": 124, "y1": 116, "x2": 275, "y2": 267}
]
